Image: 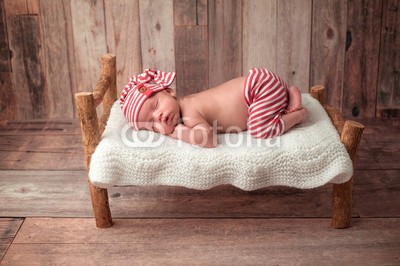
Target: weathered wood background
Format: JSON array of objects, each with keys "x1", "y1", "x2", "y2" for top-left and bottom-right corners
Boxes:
[{"x1": 0, "y1": 0, "x2": 398, "y2": 121}]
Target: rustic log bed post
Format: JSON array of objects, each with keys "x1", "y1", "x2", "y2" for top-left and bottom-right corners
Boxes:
[
  {"x1": 310, "y1": 85, "x2": 364, "y2": 229},
  {"x1": 75, "y1": 54, "x2": 116, "y2": 228}
]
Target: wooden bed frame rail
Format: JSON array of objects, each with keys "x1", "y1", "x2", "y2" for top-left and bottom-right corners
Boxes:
[{"x1": 75, "y1": 54, "x2": 364, "y2": 229}]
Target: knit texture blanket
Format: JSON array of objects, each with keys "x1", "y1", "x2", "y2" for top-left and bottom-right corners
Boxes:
[{"x1": 89, "y1": 94, "x2": 353, "y2": 190}]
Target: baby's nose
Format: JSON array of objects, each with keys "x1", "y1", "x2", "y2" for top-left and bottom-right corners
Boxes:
[{"x1": 154, "y1": 112, "x2": 162, "y2": 122}]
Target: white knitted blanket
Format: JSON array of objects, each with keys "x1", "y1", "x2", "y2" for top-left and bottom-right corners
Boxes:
[{"x1": 89, "y1": 94, "x2": 353, "y2": 190}]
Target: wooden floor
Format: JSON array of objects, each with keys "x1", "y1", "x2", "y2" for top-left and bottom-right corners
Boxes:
[{"x1": 0, "y1": 118, "x2": 399, "y2": 265}]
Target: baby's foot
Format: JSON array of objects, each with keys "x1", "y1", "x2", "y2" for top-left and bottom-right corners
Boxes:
[{"x1": 285, "y1": 86, "x2": 302, "y2": 114}]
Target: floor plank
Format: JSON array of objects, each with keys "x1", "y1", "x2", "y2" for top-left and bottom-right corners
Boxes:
[
  {"x1": 2, "y1": 169, "x2": 398, "y2": 219},
  {"x1": 2, "y1": 218, "x2": 399, "y2": 265},
  {"x1": 0, "y1": 170, "x2": 357, "y2": 218},
  {"x1": 0, "y1": 171, "x2": 92, "y2": 217},
  {"x1": 0, "y1": 218, "x2": 24, "y2": 262},
  {"x1": 353, "y1": 169, "x2": 400, "y2": 217},
  {"x1": 0, "y1": 135, "x2": 84, "y2": 152},
  {"x1": 109, "y1": 184, "x2": 341, "y2": 218},
  {"x1": 0, "y1": 150, "x2": 85, "y2": 170},
  {"x1": 356, "y1": 137, "x2": 400, "y2": 170},
  {"x1": 0, "y1": 134, "x2": 85, "y2": 170},
  {"x1": 0, "y1": 120, "x2": 81, "y2": 136},
  {"x1": 0, "y1": 120, "x2": 85, "y2": 170}
]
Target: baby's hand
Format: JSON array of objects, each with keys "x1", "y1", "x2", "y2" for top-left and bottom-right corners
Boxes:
[{"x1": 167, "y1": 124, "x2": 185, "y2": 139}]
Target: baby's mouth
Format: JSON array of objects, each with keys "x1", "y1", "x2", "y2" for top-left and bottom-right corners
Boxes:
[{"x1": 164, "y1": 114, "x2": 172, "y2": 124}]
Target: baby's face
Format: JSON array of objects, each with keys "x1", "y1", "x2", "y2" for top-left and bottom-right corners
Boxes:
[{"x1": 137, "y1": 89, "x2": 180, "y2": 134}]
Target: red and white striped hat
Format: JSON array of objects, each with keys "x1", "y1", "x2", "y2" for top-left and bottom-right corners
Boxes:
[{"x1": 120, "y1": 69, "x2": 176, "y2": 130}]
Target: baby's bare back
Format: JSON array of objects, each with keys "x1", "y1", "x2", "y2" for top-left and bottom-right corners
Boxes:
[{"x1": 180, "y1": 76, "x2": 248, "y2": 133}]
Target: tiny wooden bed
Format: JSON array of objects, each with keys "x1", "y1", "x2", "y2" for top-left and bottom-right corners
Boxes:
[{"x1": 75, "y1": 54, "x2": 364, "y2": 229}]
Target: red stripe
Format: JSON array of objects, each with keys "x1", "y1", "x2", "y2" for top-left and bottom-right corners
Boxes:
[
  {"x1": 245, "y1": 68, "x2": 288, "y2": 139},
  {"x1": 249, "y1": 93, "x2": 286, "y2": 116}
]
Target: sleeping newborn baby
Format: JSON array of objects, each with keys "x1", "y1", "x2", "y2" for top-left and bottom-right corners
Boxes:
[{"x1": 120, "y1": 68, "x2": 308, "y2": 148}]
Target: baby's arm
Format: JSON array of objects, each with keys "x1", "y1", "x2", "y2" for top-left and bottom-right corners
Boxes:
[{"x1": 168, "y1": 118, "x2": 217, "y2": 148}]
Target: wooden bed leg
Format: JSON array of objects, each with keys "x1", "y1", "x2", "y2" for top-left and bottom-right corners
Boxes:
[
  {"x1": 88, "y1": 182, "x2": 113, "y2": 228},
  {"x1": 332, "y1": 180, "x2": 352, "y2": 229},
  {"x1": 75, "y1": 92, "x2": 113, "y2": 228},
  {"x1": 332, "y1": 121, "x2": 364, "y2": 229}
]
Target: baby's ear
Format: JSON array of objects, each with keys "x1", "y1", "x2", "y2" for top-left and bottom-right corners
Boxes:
[{"x1": 165, "y1": 88, "x2": 177, "y2": 98}]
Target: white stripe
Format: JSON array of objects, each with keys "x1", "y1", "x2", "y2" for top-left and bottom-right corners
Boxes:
[
  {"x1": 249, "y1": 69, "x2": 261, "y2": 95},
  {"x1": 254, "y1": 80, "x2": 281, "y2": 102},
  {"x1": 248, "y1": 94, "x2": 284, "y2": 115},
  {"x1": 125, "y1": 91, "x2": 137, "y2": 120},
  {"x1": 248, "y1": 93, "x2": 286, "y2": 120},
  {"x1": 163, "y1": 72, "x2": 171, "y2": 86},
  {"x1": 248, "y1": 101, "x2": 286, "y2": 128},
  {"x1": 251, "y1": 69, "x2": 266, "y2": 96},
  {"x1": 251, "y1": 122, "x2": 274, "y2": 138}
]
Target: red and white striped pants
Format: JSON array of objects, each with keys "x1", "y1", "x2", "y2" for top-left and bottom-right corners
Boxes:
[{"x1": 244, "y1": 68, "x2": 289, "y2": 139}]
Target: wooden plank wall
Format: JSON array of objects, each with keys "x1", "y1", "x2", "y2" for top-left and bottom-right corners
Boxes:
[
  {"x1": 311, "y1": 0, "x2": 347, "y2": 110},
  {"x1": 343, "y1": 0, "x2": 382, "y2": 118},
  {"x1": 174, "y1": 0, "x2": 208, "y2": 96},
  {"x1": 0, "y1": 0, "x2": 399, "y2": 121},
  {"x1": 377, "y1": 0, "x2": 400, "y2": 118},
  {"x1": 0, "y1": 0, "x2": 15, "y2": 124}
]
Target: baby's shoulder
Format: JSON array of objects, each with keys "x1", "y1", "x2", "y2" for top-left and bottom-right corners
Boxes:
[
  {"x1": 180, "y1": 98, "x2": 200, "y2": 116},
  {"x1": 179, "y1": 96, "x2": 208, "y2": 126}
]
